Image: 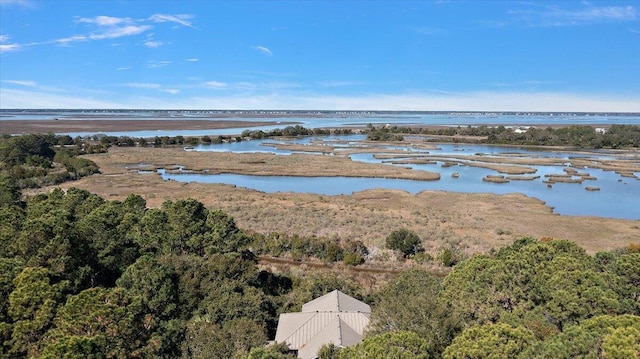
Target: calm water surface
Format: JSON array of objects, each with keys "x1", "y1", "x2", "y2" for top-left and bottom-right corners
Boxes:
[
  {"x1": 9, "y1": 111, "x2": 636, "y2": 219},
  {"x1": 156, "y1": 137, "x2": 640, "y2": 220},
  {"x1": 4, "y1": 112, "x2": 635, "y2": 137}
]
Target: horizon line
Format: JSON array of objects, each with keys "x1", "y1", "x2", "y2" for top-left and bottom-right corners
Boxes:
[{"x1": 2, "y1": 108, "x2": 639, "y2": 115}]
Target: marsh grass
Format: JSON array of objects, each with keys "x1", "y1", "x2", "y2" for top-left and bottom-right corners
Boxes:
[{"x1": 24, "y1": 146, "x2": 640, "y2": 266}]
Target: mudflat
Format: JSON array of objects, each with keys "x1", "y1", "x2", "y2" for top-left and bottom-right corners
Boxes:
[
  {"x1": 29, "y1": 145, "x2": 640, "y2": 257},
  {"x1": 1, "y1": 119, "x2": 294, "y2": 134}
]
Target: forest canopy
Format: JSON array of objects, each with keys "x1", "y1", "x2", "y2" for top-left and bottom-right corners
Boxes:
[{"x1": 0, "y1": 186, "x2": 638, "y2": 358}]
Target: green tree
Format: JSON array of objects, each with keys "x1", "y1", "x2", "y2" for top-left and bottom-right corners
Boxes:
[
  {"x1": 14, "y1": 206, "x2": 91, "y2": 289},
  {"x1": 77, "y1": 201, "x2": 140, "y2": 286},
  {"x1": 519, "y1": 314, "x2": 640, "y2": 358},
  {"x1": 0, "y1": 258, "x2": 23, "y2": 354},
  {"x1": 200, "y1": 208, "x2": 250, "y2": 255},
  {"x1": 7, "y1": 267, "x2": 68, "y2": 357},
  {"x1": 0, "y1": 258, "x2": 24, "y2": 321},
  {"x1": 134, "y1": 208, "x2": 170, "y2": 254},
  {"x1": 161, "y1": 253, "x2": 260, "y2": 320},
  {"x1": 385, "y1": 228, "x2": 423, "y2": 258},
  {"x1": 602, "y1": 326, "x2": 640, "y2": 359},
  {"x1": 194, "y1": 281, "x2": 274, "y2": 328},
  {"x1": 116, "y1": 255, "x2": 182, "y2": 357},
  {"x1": 338, "y1": 331, "x2": 430, "y2": 359},
  {"x1": 368, "y1": 269, "x2": 461, "y2": 357},
  {"x1": 611, "y1": 253, "x2": 640, "y2": 315},
  {"x1": 38, "y1": 336, "x2": 104, "y2": 359},
  {"x1": 317, "y1": 343, "x2": 341, "y2": 359},
  {"x1": 0, "y1": 204, "x2": 25, "y2": 258},
  {"x1": 0, "y1": 176, "x2": 23, "y2": 207},
  {"x1": 442, "y1": 323, "x2": 535, "y2": 359},
  {"x1": 240, "y1": 343, "x2": 296, "y2": 359},
  {"x1": 59, "y1": 187, "x2": 105, "y2": 220},
  {"x1": 541, "y1": 257, "x2": 620, "y2": 330},
  {"x1": 41, "y1": 287, "x2": 137, "y2": 358},
  {"x1": 181, "y1": 318, "x2": 267, "y2": 359},
  {"x1": 440, "y1": 238, "x2": 619, "y2": 328},
  {"x1": 163, "y1": 199, "x2": 209, "y2": 255}
]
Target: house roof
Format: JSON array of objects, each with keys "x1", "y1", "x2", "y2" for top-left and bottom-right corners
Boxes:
[
  {"x1": 274, "y1": 290, "x2": 371, "y2": 359},
  {"x1": 302, "y1": 289, "x2": 371, "y2": 313}
]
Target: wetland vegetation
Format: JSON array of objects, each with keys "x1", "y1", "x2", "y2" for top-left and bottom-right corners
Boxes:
[
  {"x1": 0, "y1": 185, "x2": 638, "y2": 358},
  {"x1": 1, "y1": 124, "x2": 639, "y2": 358}
]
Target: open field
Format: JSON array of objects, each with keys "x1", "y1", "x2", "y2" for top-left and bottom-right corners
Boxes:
[{"x1": 26, "y1": 145, "x2": 640, "y2": 258}]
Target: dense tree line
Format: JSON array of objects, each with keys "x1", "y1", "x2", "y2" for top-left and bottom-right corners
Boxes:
[
  {"x1": 335, "y1": 238, "x2": 640, "y2": 359},
  {"x1": 0, "y1": 134, "x2": 102, "y2": 189},
  {"x1": 1, "y1": 185, "x2": 638, "y2": 358},
  {"x1": 365, "y1": 124, "x2": 640, "y2": 148},
  {"x1": 0, "y1": 187, "x2": 366, "y2": 358},
  {"x1": 91, "y1": 126, "x2": 355, "y2": 149},
  {"x1": 89, "y1": 123, "x2": 640, "y2": 149}
]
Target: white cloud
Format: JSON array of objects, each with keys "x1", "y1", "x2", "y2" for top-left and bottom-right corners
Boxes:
[
  {"x1": 89, "y1": 25, "x2": 152, "y2": 40},
  {"x1": 1, "y1": 80, "x2": 63, "y2": 93},
  {"x1": 123, "y1": 82, "x2": 179, "y2": 95},
  {"x1": 0, "y1": 0, "x2": 34, "y2": 7},
  {"x1": 185, "y1": 58, "x2": 199, "y2": 62},
  {"x1": 233, "y1": 81, "x2": 300, "y2": 91},
  {"x1": 255, "y1": 46, "x2": 273, "y2": 56},
  {"x1": 77, "y1": 15, "x2": 132, "y2": 26},
  {"x1": 149, "y1": 14, "x2": 194, "y2": 28},
  {"x1": 7, "y1": 13, "x2": 194, "y2": 52},
  {"x1": 123, "y1": 82, "x2": 162, "y2": 89},
  {"x1": 0, "y1": 88, "x2": 122, "y2": 109},
  {"x1": 55, "y1": 35, "x2": 88, "y2": 45},
  {"x1": 144, "y1": 40, "x2": 163, "y2": 48},
  {"x1": 572, "y1": 5, "x2": 637, "y2": 22},
  {"x1": 146, "y1": 60, "x2": 171, "y2": 69},
  {"x1": 182, "y1": 91, "x2": 640, "y2": 112},
  {"x1": 117, "y1": 67, "x2": 131, "y2": 71},
  {"x1": 509, "y1": 4, "x2": 638, "y2": 27},
  {"x1": 52, "y1": 24, "x2": 151, "y2": 45},
  {"x1": 2, "y1": 85, "x2": 639, "y2": 113},
  {"x1": 205, "y1": 81, "x2": 228, "y2": 89},
  {"x1": 3, "y1": 80, "x2": 37, "y2": 86},
  {"x1": 317, "y1": 81, "x2": 365, "y2": 87},
  {"x1": 0, "y1": 34, "x2": 22, "y2": 53},
  {"x1": 0, "y1": 43, "x2": 21, "y2": 53}
]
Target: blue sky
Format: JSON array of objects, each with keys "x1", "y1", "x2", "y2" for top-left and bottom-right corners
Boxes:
[{"x1": 1, "y1": 0, "x2": 639, "y2": 111}]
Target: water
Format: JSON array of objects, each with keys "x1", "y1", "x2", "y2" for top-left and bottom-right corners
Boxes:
[
  {"x1": 157, "y1": 137, "x2": 640, "y2": 220},
  {"x1": 5, "y1": 110, "x2": 637, "y2": 219},
  {"x1": 2, "y1": 110, "x2": 639, "y2": 137}
]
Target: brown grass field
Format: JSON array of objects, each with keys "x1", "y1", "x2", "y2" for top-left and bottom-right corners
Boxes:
[{"x1": 27, "y1": 145, "x2": 639, "y2": 259}]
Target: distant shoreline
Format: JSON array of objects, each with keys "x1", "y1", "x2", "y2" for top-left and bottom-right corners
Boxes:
[{"x1": 0, "y1": 118, "x2": 622, "y2": 135}]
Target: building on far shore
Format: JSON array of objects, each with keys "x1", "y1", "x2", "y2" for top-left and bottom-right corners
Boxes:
[{"x1": 274, "y1": 290, "x2": 371, "y2": 359}]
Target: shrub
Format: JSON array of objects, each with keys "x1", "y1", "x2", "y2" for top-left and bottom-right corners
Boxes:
[{"x1": 385, "y1": 229, "x2": 423, "y2": 258}]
